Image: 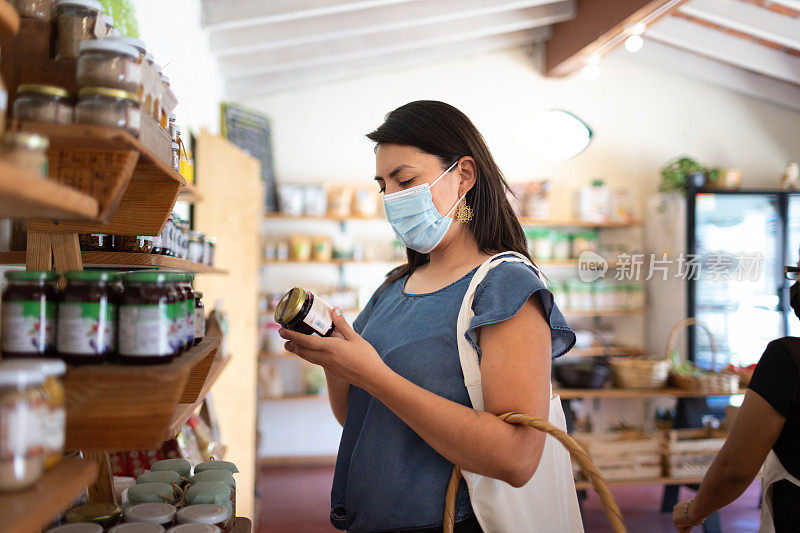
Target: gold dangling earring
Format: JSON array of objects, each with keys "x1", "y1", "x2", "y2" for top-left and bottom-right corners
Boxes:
[{"x1": 455, "y1": 202, "x2": 473, "y2": 223}]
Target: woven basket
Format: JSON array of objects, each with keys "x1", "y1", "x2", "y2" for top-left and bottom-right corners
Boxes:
[
  {"x1": 609, "y1": 353, "x2": 670, "y2": 390},
  {"x1": 667, "y1": 318, "x2": 740, "y2": 394}
]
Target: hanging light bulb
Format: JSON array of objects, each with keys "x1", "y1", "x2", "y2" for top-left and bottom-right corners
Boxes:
[{"x1": 625, "y1": 34, "x2": 644, "y2": 53}]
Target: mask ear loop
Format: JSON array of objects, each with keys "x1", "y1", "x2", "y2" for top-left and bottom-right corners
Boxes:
[
  {"x1": 445, "y1": 192, "x2": 468, "y2": 219},
  {"x1": 430, "y1": 159, "x2": 460, "y2": 188}
]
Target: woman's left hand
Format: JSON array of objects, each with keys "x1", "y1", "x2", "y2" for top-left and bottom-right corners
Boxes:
[
  {"x1": 279, "y1": 308, "x2": 389, "y2": 392},
  {"x1": 672, "y1": 501, "x2": 699, "y2": 532}
]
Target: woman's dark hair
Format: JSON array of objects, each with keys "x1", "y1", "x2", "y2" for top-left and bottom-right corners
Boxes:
[{"x1": 367, "y1": 100, "x2": 534, "y2": 288}]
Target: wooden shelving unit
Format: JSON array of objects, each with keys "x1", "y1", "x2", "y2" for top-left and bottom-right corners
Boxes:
[
  {"x1": 0, "y1": 251, "x2": 226, "y2": 273},
  {"x1": 264, "y1": 213, "x2": 380, "y2": 222},
  {"x1": 262, "y1": 258, "x2": 401, "y2": 266},
  {"x1": 555, "y1": 387, "x2": 746, "y2": 400},
  {"x1": 0, "y1": 160, "x2": 99, "y2": 219},
  {"x1": 179, "y1": 182, "x2": 203, "y2": 203},
  {"x1": 65, "y1": 337, "x2": 222, "y2": 451},
  {"x1": 0, "y1": 0, "x2": 19, "y2": 37},
  {"x1": 574, "y1": 475, "x2": 704, "y2": 491},
  {"x1": 1, "y1": 457, "x2": 98, "y2": 533}
]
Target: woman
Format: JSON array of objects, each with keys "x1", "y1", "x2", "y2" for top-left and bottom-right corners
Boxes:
[
  {"x1": 278, "y1": 101, "x2": 575, "y2": 532},
  {"x1": 673, "y1": 265, "x2": 800, "y2": 532}
]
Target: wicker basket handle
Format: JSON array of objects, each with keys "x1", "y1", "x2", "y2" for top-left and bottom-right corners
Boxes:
[
  {"x1": 665, "y1": 317, "x2": 718, "y2": 368},
  {"x1": 443, "y1": 412, "x2": 626, "y2": 533}
]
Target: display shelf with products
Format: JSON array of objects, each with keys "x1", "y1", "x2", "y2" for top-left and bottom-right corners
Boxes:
[
  {"x1": 0, "y1": 159, "x2": 100, "y2": 219},
  {"x1": 0, "y1": 457, "x2": 99, "y2": 533},
  {"x1": 262, "y1": 258, "x2": 401, "y2": 267},
  {"x1": 519, "y1": 218, "x2": 642, "y2": 228},
  {"x1": 567, "y1": 345, "x2": 646, "y2": 357},
  {"x1": 555, "y1": 387, "x2": 747, "y2": 400},
  {"x1": 0, "y1": 250, "x2": 226, "y2": 273},
  {"x1": 64, "y1": 336, "x2": 221, "y2": 451}
]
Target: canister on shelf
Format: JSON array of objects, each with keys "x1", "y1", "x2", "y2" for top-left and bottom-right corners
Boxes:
[
  {"x1": 0, "y1": 132, "x2": 49, "y2": 178},
  {"x1": 12, "y1": 0, "x2": 54, "y2": 20},
  {"x1": 311, "y1": 237, "x2": 333, "y2": 262},
  {"x1": 55, "y1": 0, "x2": 104, "y2": 60},
  {"x1": 188, "y1": 232, "x2": 204, "y2": 264},
  {"x1": 75, "y1": 87, "x2": 141, "y2": 136},
  {"x1": 274, "y1": 287, "x2": 335, "y2": 337},
  {"x1": 13, "y1": 84, "x2": 74, "y2": 124},
  {"x1": 1, "y1": 271, "x2": 59, "y2": 358},
  {"x1": 0, "y1": 364, "x2": 46, "y2": 491},
  {"x1": 118, "y1": 272, "x2": 174, "y2": 364},
  {"x1": 77, "y1": 40, "x2": 142, "y2": 93},
  {"x1": 57, "y1": 271, "x2": 118, "y2": 364}
]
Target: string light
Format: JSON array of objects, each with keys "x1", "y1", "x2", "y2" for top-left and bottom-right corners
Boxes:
[{"x1": 624, "y1": 22, "x2": 646, "y2": 53}]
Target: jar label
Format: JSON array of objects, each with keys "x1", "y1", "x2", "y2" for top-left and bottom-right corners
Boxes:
[
  {"x1": 186, "y1": 299, "x2": 194, "y2": 345},
  {"x1": 195, "y1": 308, "x2": 205, "y2": 340},
  {"x1": 120, "y1": 304, "x2": 172, "y2": 356},
  {"x1": 0, "y1": 397, "x2": 45, "y2": 457},
  {"x1": 1, "y1": 301, "x2": 56, "y2": 354},
  {"x1": 167, "y1": 301, "x2": 183, "y2": 351},
  {"x1": 303, "y1": 296, "x2": 333, "y2": 335},
  {"x1": 57, "y1": 301, "x2": 115, "y2": 355},
  {"x1": 43, "y1": 407, "x2": 66, "y2": 452}
]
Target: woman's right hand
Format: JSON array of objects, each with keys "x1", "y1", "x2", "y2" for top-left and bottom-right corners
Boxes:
[{"x1": 672, "y1": 501, "x2": 697, "y2": 532}]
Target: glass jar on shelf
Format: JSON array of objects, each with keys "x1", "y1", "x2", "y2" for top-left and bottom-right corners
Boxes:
[
  {"x1": 12, "y1": 0, "x2": 54, "y2": 20},
  {"x1": 75, "y1": 87, "x2": 141, "y2": 137},
  {"x1": 1, "y1": 271, "x2": 59, "y2": 358},
  {"x1": 0, "y1": 364, "x2": 46, "y2": 491},
  {"x1": 0, "y1": 132, "x2": 49, "y2": 178},
  {"x1": 79, "y1": 233, "x2": 113, "y2": 252},
  {"x1": 55, "y1": 0, "x2": 104, "y2": 60},
  {"x1": 77, "y1": 40, "x2": 142, "y2": 93},
  {"x1": 551, "y1": 231, "x2": 571, "y2": 261},
  {"x1": 13, "y1": 84, "x2": 74, "y2": 124}
]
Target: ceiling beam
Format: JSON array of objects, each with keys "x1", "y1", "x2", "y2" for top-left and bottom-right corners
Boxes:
[
  {"x1": 680, "y1": 0, "x2": 800, "y2": 52},
  {"x1": 630, "y1": 38, "x2": 800, "y2": 111},
  {"x1": 544, "y1": 0, "x2": 685, "y2": 77},
  {"x1": 209, "y1": 0, "x2": 571, "y2": 58},
  {"x1": 219, "y1": 8, "x2": 560, "y2": 78},
  {"x1": 646, "y1": 15, "x2": 800, "y2": 85},
  {"x1": 225, "y1": 30, "x2": 547, "y2": 98},
  {"x1": 201, "y1": 0, "x2": 419, "y2": 32}
]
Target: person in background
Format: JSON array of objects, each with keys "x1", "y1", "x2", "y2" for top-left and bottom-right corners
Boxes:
[
  {"x1": 278, "y1": 101, "x2": 576, "y2": 533},
  {"x1": 673, "y1": 264, "x2": 800, "y2": 532}
]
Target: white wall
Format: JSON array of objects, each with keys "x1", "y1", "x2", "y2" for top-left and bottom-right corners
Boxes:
[{"x1": 240, "y1": 44, "x2": 800, "y2": 456}]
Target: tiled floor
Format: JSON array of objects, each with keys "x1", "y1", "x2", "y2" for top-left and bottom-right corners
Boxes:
[{"x1": 256, "y1": 465, "x2": 762, "y2": 532}]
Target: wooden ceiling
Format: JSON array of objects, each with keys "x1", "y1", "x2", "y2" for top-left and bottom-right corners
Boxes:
[{"x1": 203, "y1": 0, "x2": 800, "y2": 110}]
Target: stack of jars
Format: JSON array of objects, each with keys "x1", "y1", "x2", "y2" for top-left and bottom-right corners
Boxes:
[{"x1": 0, "y1": 270, "x2": 205, "y2": 366}]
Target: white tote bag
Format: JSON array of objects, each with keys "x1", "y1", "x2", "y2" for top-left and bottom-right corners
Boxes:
[{"x1": 455, "y1": 251, "x2": 584, "y2": 533}]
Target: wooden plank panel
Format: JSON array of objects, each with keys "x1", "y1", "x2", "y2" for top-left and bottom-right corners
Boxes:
[
  {"x1": 0, "y1": 163, "x2": 99, "y2": 220},
  {"x1": 0, "y1": 251, "x2": 227, "y2": 274}
]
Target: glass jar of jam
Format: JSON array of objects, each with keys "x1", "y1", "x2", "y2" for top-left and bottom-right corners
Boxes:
[
  {"x1": 175, "y1": 274, "x2": 195, "y2": 351},
  {"x1": 193, "y1": 291, "x2": 204, "y2": 346},
  {"x1": 274, "y1": 287, "x2": 334, "y2": 337},
  {"x1": 176, "y1": 504, "x2": 231, "y2": 533},
  {"x1": 1, "y1": 271, "x2": 59, "y2": 358},
  {"x1": 164, "y1": 274, "x2": 182, "y2": 356},
  {"x1": 13, "y1": 84, "x2": 74, "y2": 124},
  {"x1": 0, "y1": 364, "x2": 46, "y2": 491},
  {"x1": 57, "y1": 271, "x2": 117, "y2": 364},
  {"x1": 119, "y1": 272, "x2": 174, "y2": 364},
  {"x1": 66, "y1": 502, "x2": 122, "y2": 527},
  {"x1": 1, "y1": 358, "x2": 66, "y2": 469},
  {"x1": 124, "y1": 502, "x2": 176, "y2": 527}
]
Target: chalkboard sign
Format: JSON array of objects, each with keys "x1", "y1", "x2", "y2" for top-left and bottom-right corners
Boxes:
[{"x1": 221, "y1": 102, "x2": 278, "y2": 212}]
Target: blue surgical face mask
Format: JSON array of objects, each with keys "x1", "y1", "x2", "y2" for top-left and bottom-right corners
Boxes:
[{"x1": 382, "y1": 160, "x2": 466, "y2": 254}]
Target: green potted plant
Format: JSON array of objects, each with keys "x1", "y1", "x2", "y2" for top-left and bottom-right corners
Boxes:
[{"x1": 659, "y1": 157, "x2": 716, "y2": 194}]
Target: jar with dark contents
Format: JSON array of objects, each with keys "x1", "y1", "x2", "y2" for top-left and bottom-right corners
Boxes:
[
  {"x1": 1, "y1": 271, "x2": 59, "y2": 358},
  {"x1": 55, "y1": 0, "x2": 104, "y2": 60},
  {"x1": 79, "y1": 233, "x2": 113, "y2": 252},
  {"x1": 115, "y1": 235, "x2": 155, "y2": 254},
  {"x1": 118, "y1": 272, "x2": 174, "y2": 364},
  {"x1": 57, "y1": 271, "x2": 117, "y2": 364},
  {"x1": 164, "y1": 274, "x2": 183, "y2": 355},
  {"x1": 175, "y1": 504, "x2": 231, "y2": 533},
  {"x1": 193, "y1": 291, "x2": 204, "y2": 346},
  {"x1": 179, "y1": 274, "x2": 195, "y2": 350},
  {"x1": 274, "y1": 287, "x2": 334, "y2": 337},
  {"x1": 13, "y1": 84, "x2": 74, "y2": 124}
]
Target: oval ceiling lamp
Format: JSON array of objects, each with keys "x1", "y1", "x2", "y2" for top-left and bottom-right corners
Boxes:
[{"x1": 528, "y1": 109, "x2": 593, "y2": 162}]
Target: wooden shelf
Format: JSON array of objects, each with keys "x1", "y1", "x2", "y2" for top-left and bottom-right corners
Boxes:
[
  {"x1": 555, "y1": 387, "x2": 747, "y2": 399},
  {"x1": 0, "y1": 0, "x2": 19, "y2": 37},
  {"x1": 0, "y1": 160, "x2": 100, "y2": 220},
  {"x1": 567, "y1": 345, "x2": 646, "y2": 357},
  {"x1": 519, "y1": 218, "x2": 642, "y2": 228},
  {"x1": 64, "y1": 337, "x2": 221, "y2": 451},
  {"x1": 264, "y1": 213, "x2": 381, "y2": 222},
  {"x1": 0, "y1": 457, "x2": 98, "y2": 533},
  {"x1": 563, "y1": 308, "x2": 646, "y2": 317},
  {"x1": 0, "y1": 251, "x2": 227, "y2": 274},
  {"x1": 574, "y1": 475, "x2": 704, "y2": 491},
  {"x1": 18, "y1": 122, "x2": 184, "y2": 237},
  {"x1": 179, "y1": 182, "x2": 203, "y2": 203}
]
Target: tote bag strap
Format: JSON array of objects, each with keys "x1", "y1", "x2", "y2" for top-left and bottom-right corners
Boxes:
[{"x1": 457, "y1": 251, "x2": 539, "y2": 411}]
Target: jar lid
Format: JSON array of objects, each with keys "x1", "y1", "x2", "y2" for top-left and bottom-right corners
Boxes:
[
  {"x1": 122, "y1": 272, "x2": 169, "y2": 284},
  {"x1": 57, "y1": 0, "x2": 103, "y2": 12},
  {"x1": 2, "y1": 132, "x2": 49, "y2": 151},
  {"x1": 275, "y1": 287, "x2": 306, "y2": 324},
  {"x1": 5, "y1": 270, "x2": 59, "y2": 281},
  {"x1": 108, "y1": 524, "x2": 164, "y2": 533},
  {"x1": 176, "y1": 504, "x2": 230, "y2": 524},
  {"x1": 65, "y1": 270, "x2": 118, "y2": 282},
  {"x1": 79, "y1": 39, "x2": 140, "y2": 59},
  {"x1": 66, "y1": 502, "x2": 122, "y2": 523},
  {"x1": 46, "y1": 524, "x2": 105, "y2": 533},
  {"x1": 145, "y1": 52, "x2": 154, "y2": 63},
  {"x1": 79, "y1": 87, "x2": 141, "y2": 104},
  {"x1": 18, "y1": 83, "x2": 71, "y2": 98},
  {"x1": 102, "y1": 14, "x2": 113, "y2": 26},
  {"x1": 124, "y1": 502, "x2": 177, "y2": 523},
  {"x1": 162, "y1": 75, "x2": 170, "y2": 85},
  {"x1": 106, "y1": 35, "x2": 146, "y2": 53},
  {"x1": 0, "y1": 365, "x2": 45, "y2": 387},
  {"x1": 0, "y1": 358, "x2": 66, "y2": 377},
  {"x1": 165, "y1": 525, "x2": 220, "y2": 533},
  {"x1": 194, "y1": 291, "x2": 203, "y2": 298}
]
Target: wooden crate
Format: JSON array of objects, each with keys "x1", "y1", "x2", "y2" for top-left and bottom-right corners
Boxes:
[
  {"x1": 572, "y1": 431, "x2": 663, "y2": 482},
  {"x1": 662, "y1": 428, "x2": 728, "y2": 478}
]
